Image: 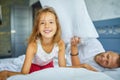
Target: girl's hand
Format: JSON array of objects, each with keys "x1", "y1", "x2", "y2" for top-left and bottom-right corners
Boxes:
[
  {"x1": 0, "y1": 70, "x2": 8, "y2": 80},
  {"x1": 71, "y1": 36, "x2": 80, "y2": 55}
]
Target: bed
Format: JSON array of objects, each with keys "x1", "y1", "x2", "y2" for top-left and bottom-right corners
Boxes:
[
  {"x1": 0, "y1": 56, "x2": 119, "y2": 80},
  {"x1": 0, "y1": 40, "x2": 120, "y2": 80},
  {"x1": 0, "y1": 56, "x2": 116, "y2": 80}
]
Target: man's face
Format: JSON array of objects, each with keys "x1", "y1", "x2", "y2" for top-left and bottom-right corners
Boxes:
[{"x1": 94, "y1": 51, "x2": 119, "y2": 68}]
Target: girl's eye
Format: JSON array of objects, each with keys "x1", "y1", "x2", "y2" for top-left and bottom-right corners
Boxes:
[
  {"x1": 40, "y1": 22, "x2": 45, "y2": 25},
  {"x1": 50, "y1": 21, "x2": 54, "y2": 24}
]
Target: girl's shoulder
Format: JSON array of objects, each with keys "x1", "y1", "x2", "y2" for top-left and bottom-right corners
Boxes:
[
  {"x1": 57, "y1": 39, "x2": 65, "y2": 48},
  {"x1": 26, "y1": 42, "x2": 37, "y2": 55},
  {"x1": 57, "y1": 39, "x2": 64, "y2": 44},
  {"x1": 28, "y1": 41, "x2": 37, "y2": 49},
  {"x1": 58, "y1": 39, "x2": 65, "y2": 44}
]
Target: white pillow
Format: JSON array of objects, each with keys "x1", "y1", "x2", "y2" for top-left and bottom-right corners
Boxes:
[
  {"x1": 39, "y1": 0, "x2": 99, "y2": 43},
  {"x1": 103, "y1": 68, "x2": 120, "y2": 80}
]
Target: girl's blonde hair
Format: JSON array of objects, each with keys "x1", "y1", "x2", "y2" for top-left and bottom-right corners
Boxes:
[{"x1": 28, "y1": 7, "x2": 61, "y2": 44}]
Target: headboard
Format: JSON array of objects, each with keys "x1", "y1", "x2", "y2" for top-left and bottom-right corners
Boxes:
[{"x1": 93, "y1": 18, "x2": 120, "y2": 54}]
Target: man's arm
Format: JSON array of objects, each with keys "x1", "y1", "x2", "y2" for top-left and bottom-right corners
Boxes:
[
  {"x1": 70, "y1": 36, "x2": 97, "y2": 71},
  {"x1": 71, "y1": 36, "x2": 81, "y2": 66}
]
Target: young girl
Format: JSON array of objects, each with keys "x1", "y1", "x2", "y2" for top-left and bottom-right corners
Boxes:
[{"x1": 0, "y1": 7, "x2": 66, "y2": 79}]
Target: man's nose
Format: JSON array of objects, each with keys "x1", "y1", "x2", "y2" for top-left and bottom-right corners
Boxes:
[
  {"x1": 102, "y1": 56, "x2": 108, "y2": 63},
  {"x1": 103, "y1": 57, "x2": 107, "y2": 61}
]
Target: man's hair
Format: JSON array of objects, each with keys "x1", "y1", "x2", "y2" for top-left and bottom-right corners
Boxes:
[{"x1": 117, "y1": 54, "x2": 120, "y2": 67}]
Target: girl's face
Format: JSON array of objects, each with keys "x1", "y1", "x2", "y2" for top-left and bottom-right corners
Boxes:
[{"x1": 38, "y1": 12, "x2": 57, "y2": 39}]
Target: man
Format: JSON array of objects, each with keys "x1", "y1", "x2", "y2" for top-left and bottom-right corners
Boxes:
[{"x1": 66, "y1": 36, "x2": 120, "y2": 71}]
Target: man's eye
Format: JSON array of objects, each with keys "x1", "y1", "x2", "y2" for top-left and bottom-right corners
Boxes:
[{"x1": 107, "y1": 55, "x2": 109, "y2": 59}]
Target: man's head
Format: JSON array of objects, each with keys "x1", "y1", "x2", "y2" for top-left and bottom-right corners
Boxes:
[{"x1": 94, "y1": 51, "x2": 120, "y2": 68}]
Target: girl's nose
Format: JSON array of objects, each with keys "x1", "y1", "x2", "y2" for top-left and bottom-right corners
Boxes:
[{"x1": 45, "y1": 23, "x2": 49, "y2": 28}]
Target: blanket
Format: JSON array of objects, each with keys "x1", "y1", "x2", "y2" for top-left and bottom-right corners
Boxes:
[{"x1": 7, "y1": 68, "x2": 114, "y2": 80}]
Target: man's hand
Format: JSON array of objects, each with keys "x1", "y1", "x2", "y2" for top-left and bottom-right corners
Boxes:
[
  {"x1": 80, "y1": 63, "x2": 97, "y2": 71},
  {"x1": 71, "y1": 63, "x2": 97, "y2": 72},
  {"x1": 0, "y1": 70, "x2": 8, "y2": 80},
  {"x1": 71, "y1": 36, "x2": 80, "y2": 55}
]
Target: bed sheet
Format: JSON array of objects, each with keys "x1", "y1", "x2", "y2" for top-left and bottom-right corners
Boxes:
[
  {"x1": 7, "y1": 68, "x2": 114, "y2": 80},
  {"x1": 0, "y1": 55, "x2": 25, "y2": 72},
  {"x1": 0, "y1": 55, "x2": 120, "y2": 80}
]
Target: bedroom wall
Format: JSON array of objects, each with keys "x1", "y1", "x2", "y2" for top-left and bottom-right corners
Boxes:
[
  {"x1": 29, "y1": 0, "x2": 120, "y2": 21},
  {"x1": 0, "y1": 0, "x2": 29, "y2": 57},
  {"x1": 29, "y1": 0, "x2": 39, "y2": 6},
  {"x1": 85, "y1": 0, "x2": 120, "y2": 21}
]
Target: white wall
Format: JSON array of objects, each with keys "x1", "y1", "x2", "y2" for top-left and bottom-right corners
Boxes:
[
  {"x1": 29, "y1": 0, "x2": 120, "y2": 21},
  {"x1": 29, "y1": 0, "x2": 39, "y2": 6},
  {"x1": 85, "y1": 0, "x2": 120, "y2": 21}
]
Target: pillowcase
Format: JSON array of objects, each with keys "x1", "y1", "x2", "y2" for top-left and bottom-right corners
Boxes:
[
  {"x1": 39, "y1": 0, "x2": 99, "y2": 43},
  {"x1": 103, "y1": 68, "x2": 120, "y2": 80}
]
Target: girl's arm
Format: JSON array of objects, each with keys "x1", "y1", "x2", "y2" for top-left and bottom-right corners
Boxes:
[
  {"x1": 21, "y1": 42, "x2": 36, "y2": 74},
  {"x1": 58, "y1": 39, "x2": 66, "y2": 67},
  {"x1": 9, "y1": 42, "x2": 36, "y2": 75}
]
